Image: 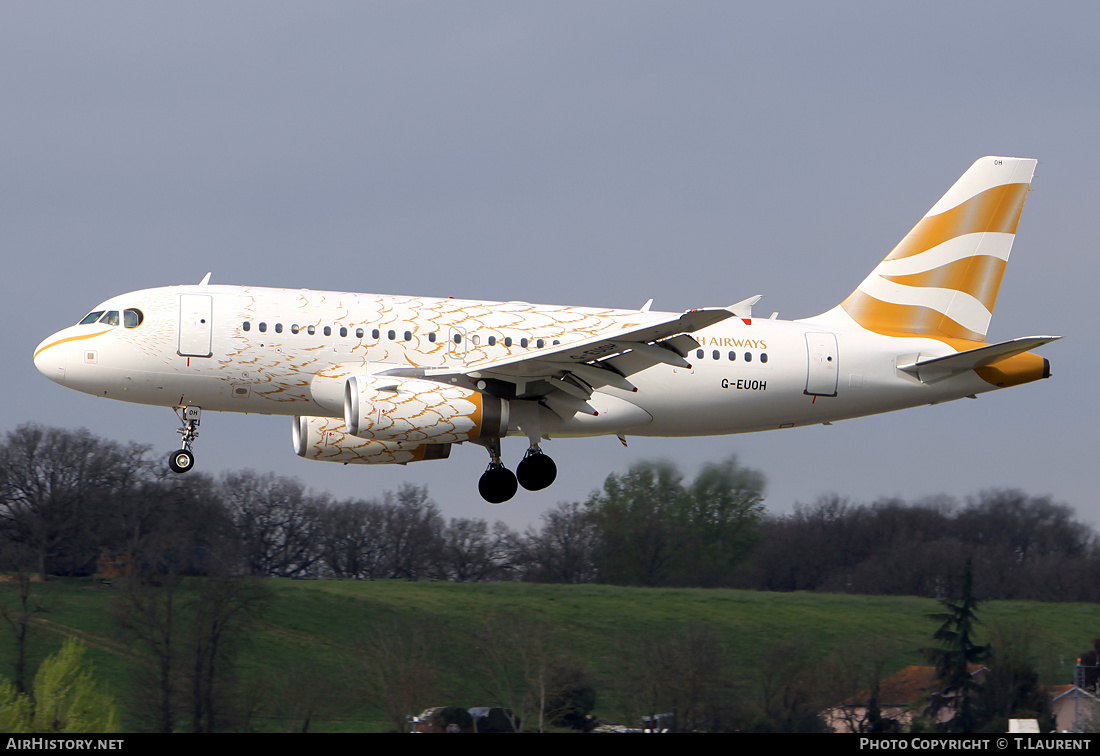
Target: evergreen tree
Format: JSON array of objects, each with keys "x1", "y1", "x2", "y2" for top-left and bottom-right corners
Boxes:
[{"x1": 922, "y1": 559, "x2": 990, "y2": 732}]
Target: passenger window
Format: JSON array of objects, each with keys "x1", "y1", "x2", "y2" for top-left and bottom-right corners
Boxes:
[
  {"x1": 728, "y1": 351, "x2": 736, "y2": 361},
  {"x1": 323, "y1": 326, "x2": 331, "y2": 336},
  {"x1": 537, "y1": 339, "x2": 545, "y2": 348},
  {"x1": 744, "y1": 352, "x2": 752, "y2": 362},
  {"x1": 404, "y1": 331, "x2": 412, "y2": 342},
  {"x1": 259, "y1": 322, "x2": 267, "y2": 333},
  {"x1": 357, "y1": 328, "x2": 365, "y2": 339},
  {"x1": 504, "y1": 337, "x2": 513, "y2": 347},
  {"x1": 79, "y1": 311, "x2": 105, "y2": 325},
  {"x1": 696, "y1": 349, "x2": 704, "y2": 359},
  {"x1": 520, "y1": 338, "x2": 529, "y2": 348},
  {"x1": 760, "y1": 353, "x2": 768, "y2": 364},
  {"x1": 429, "y1": 332, "x2": 437, "y2": 343},
  {"x1": 275, "y1": 323, "x2": 283, "y2": 334},
  {"x1": 339, "y1": 326, "x2": 347, "y2": 337},
  {"x1": 372, "y1": 329, "x2": 379, "y2": 340},
  {"x1": 712, "y1": 350, "x2": 719, "y2": 360},
  {"x1": 123, "y1": 309, "x2": 144, "y2": 328},
  {"x1": 307, "y1": 325, "x2": 316, "y2": 336},
  {"x1": 487, "y1": 336, "x2": 496, "y2": 346},
  {"x1": 291, "y1": 324, "x2": 300, "y2": 334}
]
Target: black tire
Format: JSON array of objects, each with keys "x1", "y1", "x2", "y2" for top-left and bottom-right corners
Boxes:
[
  {"x1": 478, "y1": 466, "x2": 518, "y2": 504},
  {"x1": 168, "y1": 449, "x2": 195, "y2": 474},
  {"x1": 516, "y1": 453, "x2": 557, "y2": 491}
]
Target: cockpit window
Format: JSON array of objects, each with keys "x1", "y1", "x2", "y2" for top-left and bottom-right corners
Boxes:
[
  {"x1": 79, "y1": 311, "x2": 105, "y2": 325},
  {"x1": 99, "y1": 311, "x2": 120, "y2": 326},
  {"x1": 123, "y1": 309, "x2": 143, "y2": 328}
]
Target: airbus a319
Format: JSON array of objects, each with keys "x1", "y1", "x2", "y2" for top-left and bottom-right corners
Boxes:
[{"x1": 33, "y1": 157, "x2": 1058, "y2": 502}]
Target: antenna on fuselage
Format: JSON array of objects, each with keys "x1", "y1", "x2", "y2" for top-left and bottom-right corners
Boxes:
[{"x1": 198, "y1": 272, "x2": 212, "y2": 286}]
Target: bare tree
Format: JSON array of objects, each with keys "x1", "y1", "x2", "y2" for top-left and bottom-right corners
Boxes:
[
  {"x1": 360, "y1": 620, "x2": 441, "y2": 732},
  {"x1": 0, "y1": 424, "x2": 148, "y2": 579},
  {"x1": 0, "y1": 569, "x2": 47, "y2": 694},
  {"x1": 221, "y1": 471, "x2": 327, "y2": 577},
  {"x1": 473, "y1": 610, "x2": 586, "y2": 732},
  {"x1": 318, "y1": 499, "x2": 388, "y2": 578},
  {"x1": 114, "y1": 565, "x2": 186, "y2": 733},
  {"x1": 379, "y1": 485, "x2": 443, "y2": 580},
  {"x1": 187, "y1": 568, "x2": 269, "y2": 733},
  {"x1": 613, "y1": 621, "x2": 739, "y2": 732},
  {"x1": 438, "y1": 518, "x2": 517, "y2": 581},
  {"x1": 519, "y1": 502, "x2": 598, "y2": 584}
]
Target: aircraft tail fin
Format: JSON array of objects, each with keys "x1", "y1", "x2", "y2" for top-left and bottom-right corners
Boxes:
[{"x1": 820, "y1": 156, "x2": 1037, "y2": 343}]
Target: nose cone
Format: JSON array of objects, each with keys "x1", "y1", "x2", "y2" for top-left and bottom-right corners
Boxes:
[{"x1": 33, "y1": 332, "x2": 68, "y2": 386}]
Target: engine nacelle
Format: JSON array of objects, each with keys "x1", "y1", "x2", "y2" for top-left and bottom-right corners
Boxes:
[
  {"x1": 344, "y1": 376, "x2": 508, "y2": 443},
  {"x1": 293, "y1": 416, "x2": 451, "y2": 465}
]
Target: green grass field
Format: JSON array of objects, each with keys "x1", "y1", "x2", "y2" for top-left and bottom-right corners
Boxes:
[{"x1": 2, "y1": 577, "x2": 1096, "y2": 732}]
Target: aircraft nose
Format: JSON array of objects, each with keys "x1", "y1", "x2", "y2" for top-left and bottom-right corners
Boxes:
[{"x1": 33, "y1": 334, "x2": 68, "y2": 386}]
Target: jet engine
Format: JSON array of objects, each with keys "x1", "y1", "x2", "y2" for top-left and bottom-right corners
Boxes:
[
  {"x1": 343, "y1": 376, "x2": 508, "y2": 444},
  {"x1": 293, "y1": 415, "x2": 451, "y2": 465}
]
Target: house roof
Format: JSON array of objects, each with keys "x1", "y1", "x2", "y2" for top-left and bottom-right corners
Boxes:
[
  {"x1": 1046, "y1": 684, "x2": 1097, "y2": 704},
  {"x1": 839, "y1": 665, "x2": 990, "y2": 708}
]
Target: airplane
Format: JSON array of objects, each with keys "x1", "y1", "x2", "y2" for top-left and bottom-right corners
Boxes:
[{"x1": 33, "y1": 156, "x2": 1058, "y2": 503}]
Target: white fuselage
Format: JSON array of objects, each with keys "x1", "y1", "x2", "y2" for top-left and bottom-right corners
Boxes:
[{"x1": 33, "y1": 283, "x2": 997, "y2": 442}]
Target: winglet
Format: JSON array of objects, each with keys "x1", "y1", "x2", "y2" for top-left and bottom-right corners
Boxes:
[
  {"x1": 728, "y1": 295, "x2": 762, "y2": 319},
  {"x1": 199, "y1": 272, "x2": 212, "y2": 286}
]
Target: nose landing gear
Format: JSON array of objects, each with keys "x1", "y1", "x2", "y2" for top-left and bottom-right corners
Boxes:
[{"x1": 168, "y1": 406, "x2": 201, "y2": 474}]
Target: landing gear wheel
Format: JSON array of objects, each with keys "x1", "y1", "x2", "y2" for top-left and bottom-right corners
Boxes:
[
  {"x1": 168, "y1": 448, "x2": 195, "y2": 474},
  {"x1": 516, "y1": 451, "x2": 557, "y2": 491},
  {"x1": 479, "y1": 465, "x2": 518, "y2": 504}
]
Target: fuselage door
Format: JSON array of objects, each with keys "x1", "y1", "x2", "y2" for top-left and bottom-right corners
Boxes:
[
  {"x1": 804, "y1": 332, "x2": 838, "y2": 397},
  {"x1": 179, "y1": 294, "x2": 213, "y2": 358},
  {"x1": 448, "y1": 326, "x2": 468, "y2": 363}
]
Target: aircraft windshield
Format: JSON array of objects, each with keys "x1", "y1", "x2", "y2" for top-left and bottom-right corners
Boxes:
[{"x1": 77, "y1": 308, "x2": 143, "y2": 327}]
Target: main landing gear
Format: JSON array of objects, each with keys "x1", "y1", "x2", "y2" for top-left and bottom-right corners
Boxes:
[
  {"x1": 517, "y1": 446, "x2": 557, "y2": 492},
  {"x1": 477, "y1": 439, "x2": 557, "y2": 504},
  {"x1": 167, "y1": 406, "x2": 201, "y2": 474}
]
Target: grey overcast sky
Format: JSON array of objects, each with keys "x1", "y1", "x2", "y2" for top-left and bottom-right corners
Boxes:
[{"x1": 5, "y1": 2, "x2": 1097, "y2": 530}]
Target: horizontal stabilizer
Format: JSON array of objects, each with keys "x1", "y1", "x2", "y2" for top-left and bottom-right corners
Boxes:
[{"x1": 898, "y1": 336, "x2": 1059, "y2": 383}]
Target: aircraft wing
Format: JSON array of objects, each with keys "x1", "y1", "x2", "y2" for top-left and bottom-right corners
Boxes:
[{"x1": 380, "y1": 307, "x2": 733, "y2": 417}]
